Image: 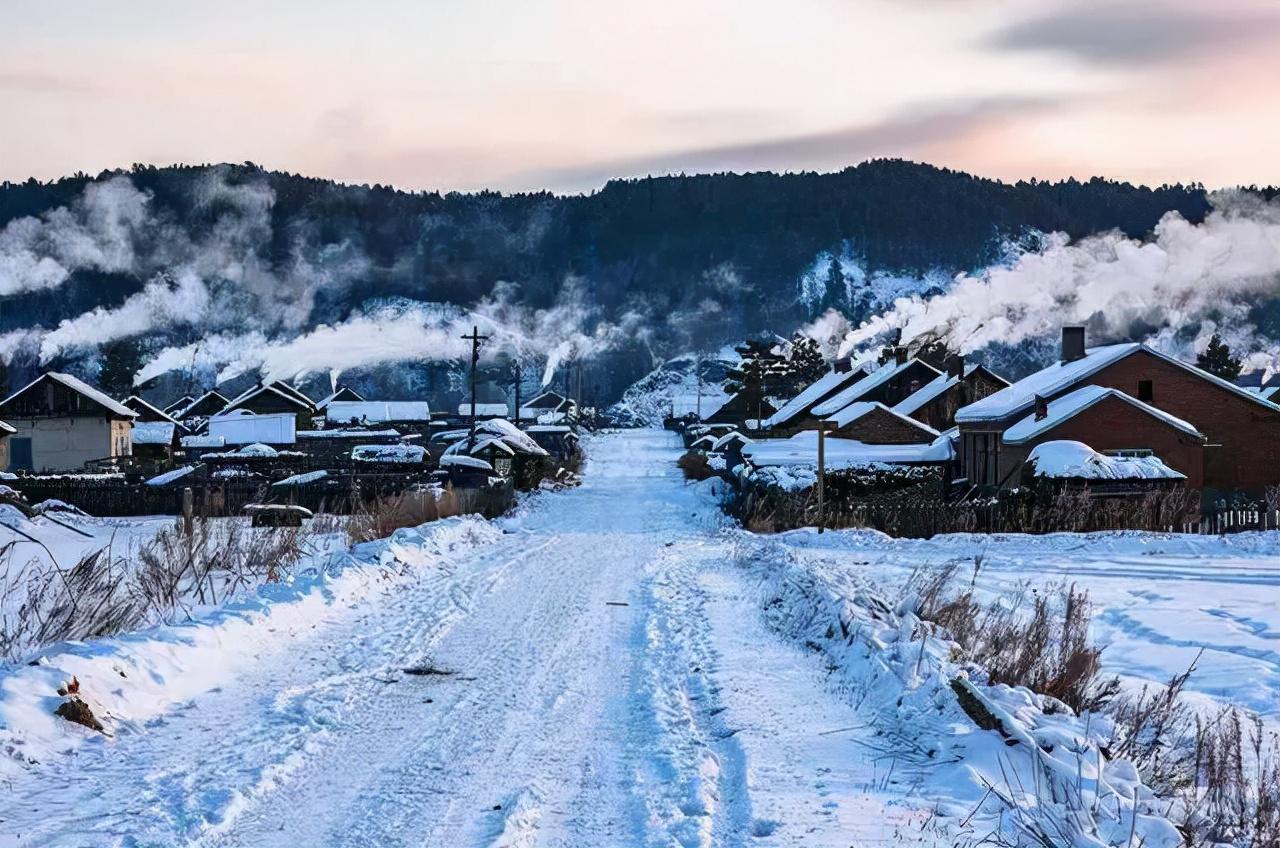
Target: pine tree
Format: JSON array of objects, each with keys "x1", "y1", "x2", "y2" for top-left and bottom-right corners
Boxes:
[
  {"x1": 1196, "y1": 333, "x2": 1243, "y2": 381},
  {"x1": 821, "y1": 256, "x2": 845, "y2": 312},
  {"x1": 98, "y1": 338, "x2": 143, "y2": 398}
]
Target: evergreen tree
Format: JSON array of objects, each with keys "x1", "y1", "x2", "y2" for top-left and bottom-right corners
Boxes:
[
  {"x1": 98, "y1": 338, "x2": 143, "y2": 398},
  {"x1": 779, "y1": 335, "x2": 827, "y2": 397},
  {"x1": 1196, "y1": 333, "x2": 1243, "y2": 381},
  {"x1": 821, "y1": 256, "x2": 845, "y2": 312}
]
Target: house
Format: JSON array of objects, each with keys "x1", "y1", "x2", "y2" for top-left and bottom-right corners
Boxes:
[
  {"x1": 702, "y1": 390, "x2": 778, "y2": 428},
  {"x1": 762, "y1": 364, "x2": 872, "y2": 434},
  {"x1": 457, "y1": 402, "x2": 509, "y2": 420},
  {"x1": 808, "y1": 352, "x2": 941, "y2": 424},
  {"x1": 892, "y1": 357, "x2": 1009, "y2": 432},
  {"x1": 207, "y1": 410, "x2": 297, "y2": 446},
  {"x1": 0, "y1": 372, "x2": 137, "y2": 472},
  {"x1": 0, "y1": 420, "x2": 15, "y2": 471},
  {"x1": 323, "y1": 401, "x2": 431, "y2": 436},
  {"x1": 123, "y1": 395, "x2": 187, "y2": 429},
  {"x1": 525, "y1": 424, "x2": 580, "y2": 459},
  {"x1": 955, "y1": 327, "x2": 1280, "y2": 494},
  {"x1": 315, "y1": 385, "x2": 365, "y2": 410},
  {"x1": 741, "y1": 429, "x2": 954, "y2": 477},
  {"x1": 823, "y1": 401, "x2": 940, "y2": 444},
  {"x1": 996, "y1": 386, "x2": 1206, "y2": 488},
  {"x1": 162, "y1": 395, "x2": 195, "y2": 417},
  {"x1": 222, "y1": 381, "x2": 317, "y2": 428},
  {"x1": 518, "y1": 391, "x2": 569, "y2": 421},
  {"x1": 131, "y1": 421, "x2": 181, "y2": 463},
  {"x1": 176, "y1": 390, "x2": 229, "y2": 421}
]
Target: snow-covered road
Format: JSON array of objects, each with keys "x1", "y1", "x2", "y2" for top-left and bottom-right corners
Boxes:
[{"x1": 1, "y1": 431, "x2": 923, "y2": 847}]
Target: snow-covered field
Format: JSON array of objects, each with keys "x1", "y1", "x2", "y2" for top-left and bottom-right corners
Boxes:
[
  {"x1": 773, "y1": 528, "x2": 1280, "y2": 727},
  {"x1": 0, "y1": 430, "x2": 1275, "y2": 846}
]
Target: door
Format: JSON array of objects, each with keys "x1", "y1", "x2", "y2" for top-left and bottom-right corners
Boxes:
[{"x1": 10, "y1": 437, "x2": 33, "y2": 472}]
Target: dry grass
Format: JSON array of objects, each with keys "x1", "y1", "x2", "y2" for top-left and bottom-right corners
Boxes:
[
  {"x1": 913, "y1": 564, "x2": 1118, "y2": 713},
  {"x1": 677, "y1": 452, "x2": 714, "y2": 482},
  {"x1": 0, "y1": 517, "x2": 311, "y2": 661},
  {"x1": 345, "y1": 489, "x2": 455, "y2": 544}
]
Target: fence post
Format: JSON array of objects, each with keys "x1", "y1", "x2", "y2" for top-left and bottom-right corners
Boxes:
[
  {"x1": 817, "y1": 422, "x2": 829, "y2": 534},
  {"x1": 182, "y1": 487, "x2": 194, "y2": 536}
]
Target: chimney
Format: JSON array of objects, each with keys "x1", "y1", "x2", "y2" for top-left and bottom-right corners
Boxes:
[
  {"x1": 1061, "y1": 326, "x2": 1086, "y2": 363},
  {"x1": 947, "y1": 354, "x2": 965, "y2": 379},
  {"x1": 894, "y1": 346, "x2": 908, "y2": 366},
  {"x1": 834, "y1": 356, "x2": 852, "y2": 373},
  {"x1": 1034, "y1": 394, "x2": 1049, "y2": 421}
]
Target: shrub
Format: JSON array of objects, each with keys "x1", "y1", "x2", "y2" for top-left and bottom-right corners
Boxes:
[{"x1": 677, "y1": 452, "x2": 713, "y2": 481}]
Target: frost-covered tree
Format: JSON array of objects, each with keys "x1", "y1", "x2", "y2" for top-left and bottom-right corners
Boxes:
[{"x1": 1196, "y1": 333, "x2": 1243, "y2": 381}]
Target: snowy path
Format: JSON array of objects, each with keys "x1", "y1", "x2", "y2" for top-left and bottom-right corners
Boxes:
[{"x1": 0, "y1": 431, "x2": 923, "y2": 847}]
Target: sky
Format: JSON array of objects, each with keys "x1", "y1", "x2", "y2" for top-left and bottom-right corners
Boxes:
[{"x1": 2, "y1": 0, "x2": 1279, "y2": 194}]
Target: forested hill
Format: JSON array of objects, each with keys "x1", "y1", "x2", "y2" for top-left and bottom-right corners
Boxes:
[{"x1": 0, "y1": 159, "x2": 1221, "y2": 401}]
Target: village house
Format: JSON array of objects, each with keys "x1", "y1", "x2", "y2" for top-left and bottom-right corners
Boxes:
[
  {"x1": 162, "y1": 395, "x2": 195, "y2": 417},
  {"x1": 808, "y1": 350, "x2": 940, "y2": 424},
  {"x1": 761, "y1": 363, "x2": 872, "y2": 434},
  {"x1": 824, "y1": 401, "x2": 940, "y2": 444},
  {"x1": 222, "y1": 381, "x2": 318, "y2": 428},
  {"x1": 123, "y1": 395, "x2": 188, "y2": 429},
  {"x1": 955, "y1": 327, "x2": 1280, "y2": 495},
  {"x1": 891, "y1": 357, "x2": 1009, "y2": 432},
  {"x1": 315, "y1": 385, "x2": 365, "y2": 410},
  {"x1": 322, "y1": 401, "x2": 432, "y2": 437},
  {"x1": 207, "y1": 409, "x2": 298, "y2": 447},
  {"x1": 0, "y1": 372, "x2": 137, "y2": 472},
  {"x1": 701, "y1": 390, "x2": 778, "y2": 428},
  {"x1": 176, "y1": 390, "x2": 229, "y2": 421},
  {"x1": 131, "y1": 421, "x2": 181, "y2": 464},
  {"x1": 518, "y1": 391, "x2": 570, "y2": 422}
]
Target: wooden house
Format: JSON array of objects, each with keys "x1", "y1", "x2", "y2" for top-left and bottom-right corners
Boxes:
[
  {"x1": 178, "y1": 390, "x2": 230, "y2": 421},
  {"x1": 222, "y1": 381, "x2": 317, "y2": 428},
  {"x1": 703, "y1": 391, "x2": 777, "y2": 428},
  {"x1": 0, "y1": 372, "x2": 137, "y2": 472},
  {"x1": 823, "y1": 402, "x2": 939, "y2": 444},
  {"x1": 162, "y1": 395, "x2": 195, "y2": 417},
  {"x1": 315, "y1": 385, "x2": 365, "y2": 410},
  {"x1": 762, "y1": 364, "x2": 871, "y2": 434},
  {"x1": 518, "y1": 391, "x2": 570, "y2": 422}
]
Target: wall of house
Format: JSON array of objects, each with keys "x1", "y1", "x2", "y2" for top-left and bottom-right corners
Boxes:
[
  {"x1": 997, "y1": 394, "x2": 1205, "y2": 488},
  {"x1": 914, "y1": 371, "x2": 1009, "y2": 431},
  {"x1": 833, "y1": 409, "x2": 934, "y2": 444},
  {"x1": 1087, "y1": 352, "x2": 1279, "y2": 495},
  {"x1": 7, "y1": 416, "x2": 119, "y2": 472}
]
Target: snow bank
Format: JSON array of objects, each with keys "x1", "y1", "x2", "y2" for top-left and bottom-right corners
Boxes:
[
  {"x1": 1028, "y1": 440, "x2": 1185, "y2": 480},
  {"x1": 0, "y1": 516, "x2": 501, "y2": 779},
  {"x1": 734, "y1": 535, "x2": 1183, "y2": 847}
]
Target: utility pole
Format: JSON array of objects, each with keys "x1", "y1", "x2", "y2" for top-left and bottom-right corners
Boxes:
[
  {"x1": 461, "y1": 325, "x2": 489, "y2": 450},
  {"x1": 817, "y1": 421, "x2": 830, "y2": 533},
  {"x1": 512, "y1": 358, "x2": 522, "y2": 427}
]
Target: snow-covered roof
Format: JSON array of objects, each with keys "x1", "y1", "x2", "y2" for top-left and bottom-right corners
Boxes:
[
  {"x1": 223, "y1": 382, "x2": 314, "y2": 414},
  {"x1": 763, "y1": 368, "x2": 866, "y2": 428},
  {"x1": 145, "y1": 465, "x2": 198, "y2": 486},
  {"x1": 957, "y1": 343, "x2": 1280, "y2": 423},
  {"x1": 175, "y1": 390, "x2": 229, "y2": 418},
  {"x1": 162, "y1": 395, "x2": 195, "y2": 415},
  {"x1": 1, "y1": 372, "x2": 137, "y2": 419},
  {"x1": 206, "y1": 442, "x2": 286, "y2": 459},
  {"x1": 811, "y1": 358, "x2": 940, "y2": 418},
  {"x1": 1027, "y1": 440, "x2": 1185, "y2": 480},
  {"x1": 691, "y1": 434, "x2": 717, "y2": 449},
  {"x1": 314, "y1": 386, "x2": 364, "y2": 409},
  {"x1": 272, "y1": 469, "x2": 330, "y2": 487},
  {"x1": 1002, "y1": 385, "x2": 1203, "y2": 445},
  {"x1": 891, "y1": 365, "x2": 996, "y2": 417},
  {"x1": 823, "y1": 400, "x2": 940, "y2": 435},
  {"x1": 526, "y1": 425, "x2": 572, "y2": 433},
  {"x1": 351, "y1": 443, "x2": 426, "y2": 463},
  {"x1": 742, "y1": 430, "x2": 953, "y2": 470},
  {"x1": 440, "y1": 454, "x2": 493, "y2": 471},
  {"x1": 123, "y1": 395, "x2": 182, "y2": 424},
  {"x1": 181, "y1": 434, "x2": 226, "y2": 449},
  {"x1": 520, "y1": 391, "x2": 568, "y2": 410},
  {"x1": 471, "y1": 418, "x2": 548, "y2": 455},
  {"x1": 457, "y1": 402, "x2": 509, "y2": 417},
  {"x1": 296, "y1": 427, "x2": 402, "y2": 439},
  {"x1": 712, "y1": 431, "x2": 751, "y2": 451},
  {"x1": 472, "y1": 437, "x2": 515, "y2": 456},
  {"x1": 207, "y1": 410, "x2": 297, "y2": 445},
  {"x1": 325, "y1": 401, "x2": 430, "y2": 423},
  {"x1": 0, "y1": 419, "x2": 15, "y2": 436},
  {"x1": 132, "y1": 421, "x2": 177, "y2": 445}
]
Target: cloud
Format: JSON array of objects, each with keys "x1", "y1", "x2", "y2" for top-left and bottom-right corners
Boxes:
[
  {"x1": 513, "y1": 97, "x2": 1060, "y2": 191},
  {"x1": 984, "y1": 1, "x2": 1280, "y2": 66}
]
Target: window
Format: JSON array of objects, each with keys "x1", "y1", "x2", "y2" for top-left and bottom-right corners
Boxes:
[{"x1": 1137, "y1": 380, "x2": 1153, "y2": 402}]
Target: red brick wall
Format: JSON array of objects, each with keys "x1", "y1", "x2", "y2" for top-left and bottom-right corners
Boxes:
[
  {"x1": 833, "y1": 408, "x2": 933, "y2": 444},
  {"x1": 1088, "y1": 351, "x2": 1280, "y2": 494},
  {"x1": 999, "y1": 394, "x2": 1205, "y2": 487}
]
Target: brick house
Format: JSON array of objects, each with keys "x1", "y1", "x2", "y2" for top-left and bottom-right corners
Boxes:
[
  {"x1": 997, "y1": 386, "x2": 1206, "y2": 488},
  {"x1": 761, "y1": 365, "x2": 871, "y2": 434},
  {"x1": 703, "y1": 390, "x2": 777, "y2": 428},
  {"x1": 955, "y1": 327, "x2": 1280, "y2": 495},
  {"x1": 825, "y1": 401, "x2": 940, "y2": 444},
  {"x1": 892, "y1": 357, "x2": 1009, "y2": 432}
]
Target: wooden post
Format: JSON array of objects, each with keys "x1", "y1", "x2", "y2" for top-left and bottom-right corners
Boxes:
[
  {"x1": 182, "y1": 487, "x2": 194, "y2": 536},
  {"x1": 817, "y1": 421, "x2": 828, "y2": 534}
]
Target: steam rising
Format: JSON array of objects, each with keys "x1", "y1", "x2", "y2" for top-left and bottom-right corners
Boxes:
[{"x1": 839, "y1": 192, "x2": 1280, "y2": 368}]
